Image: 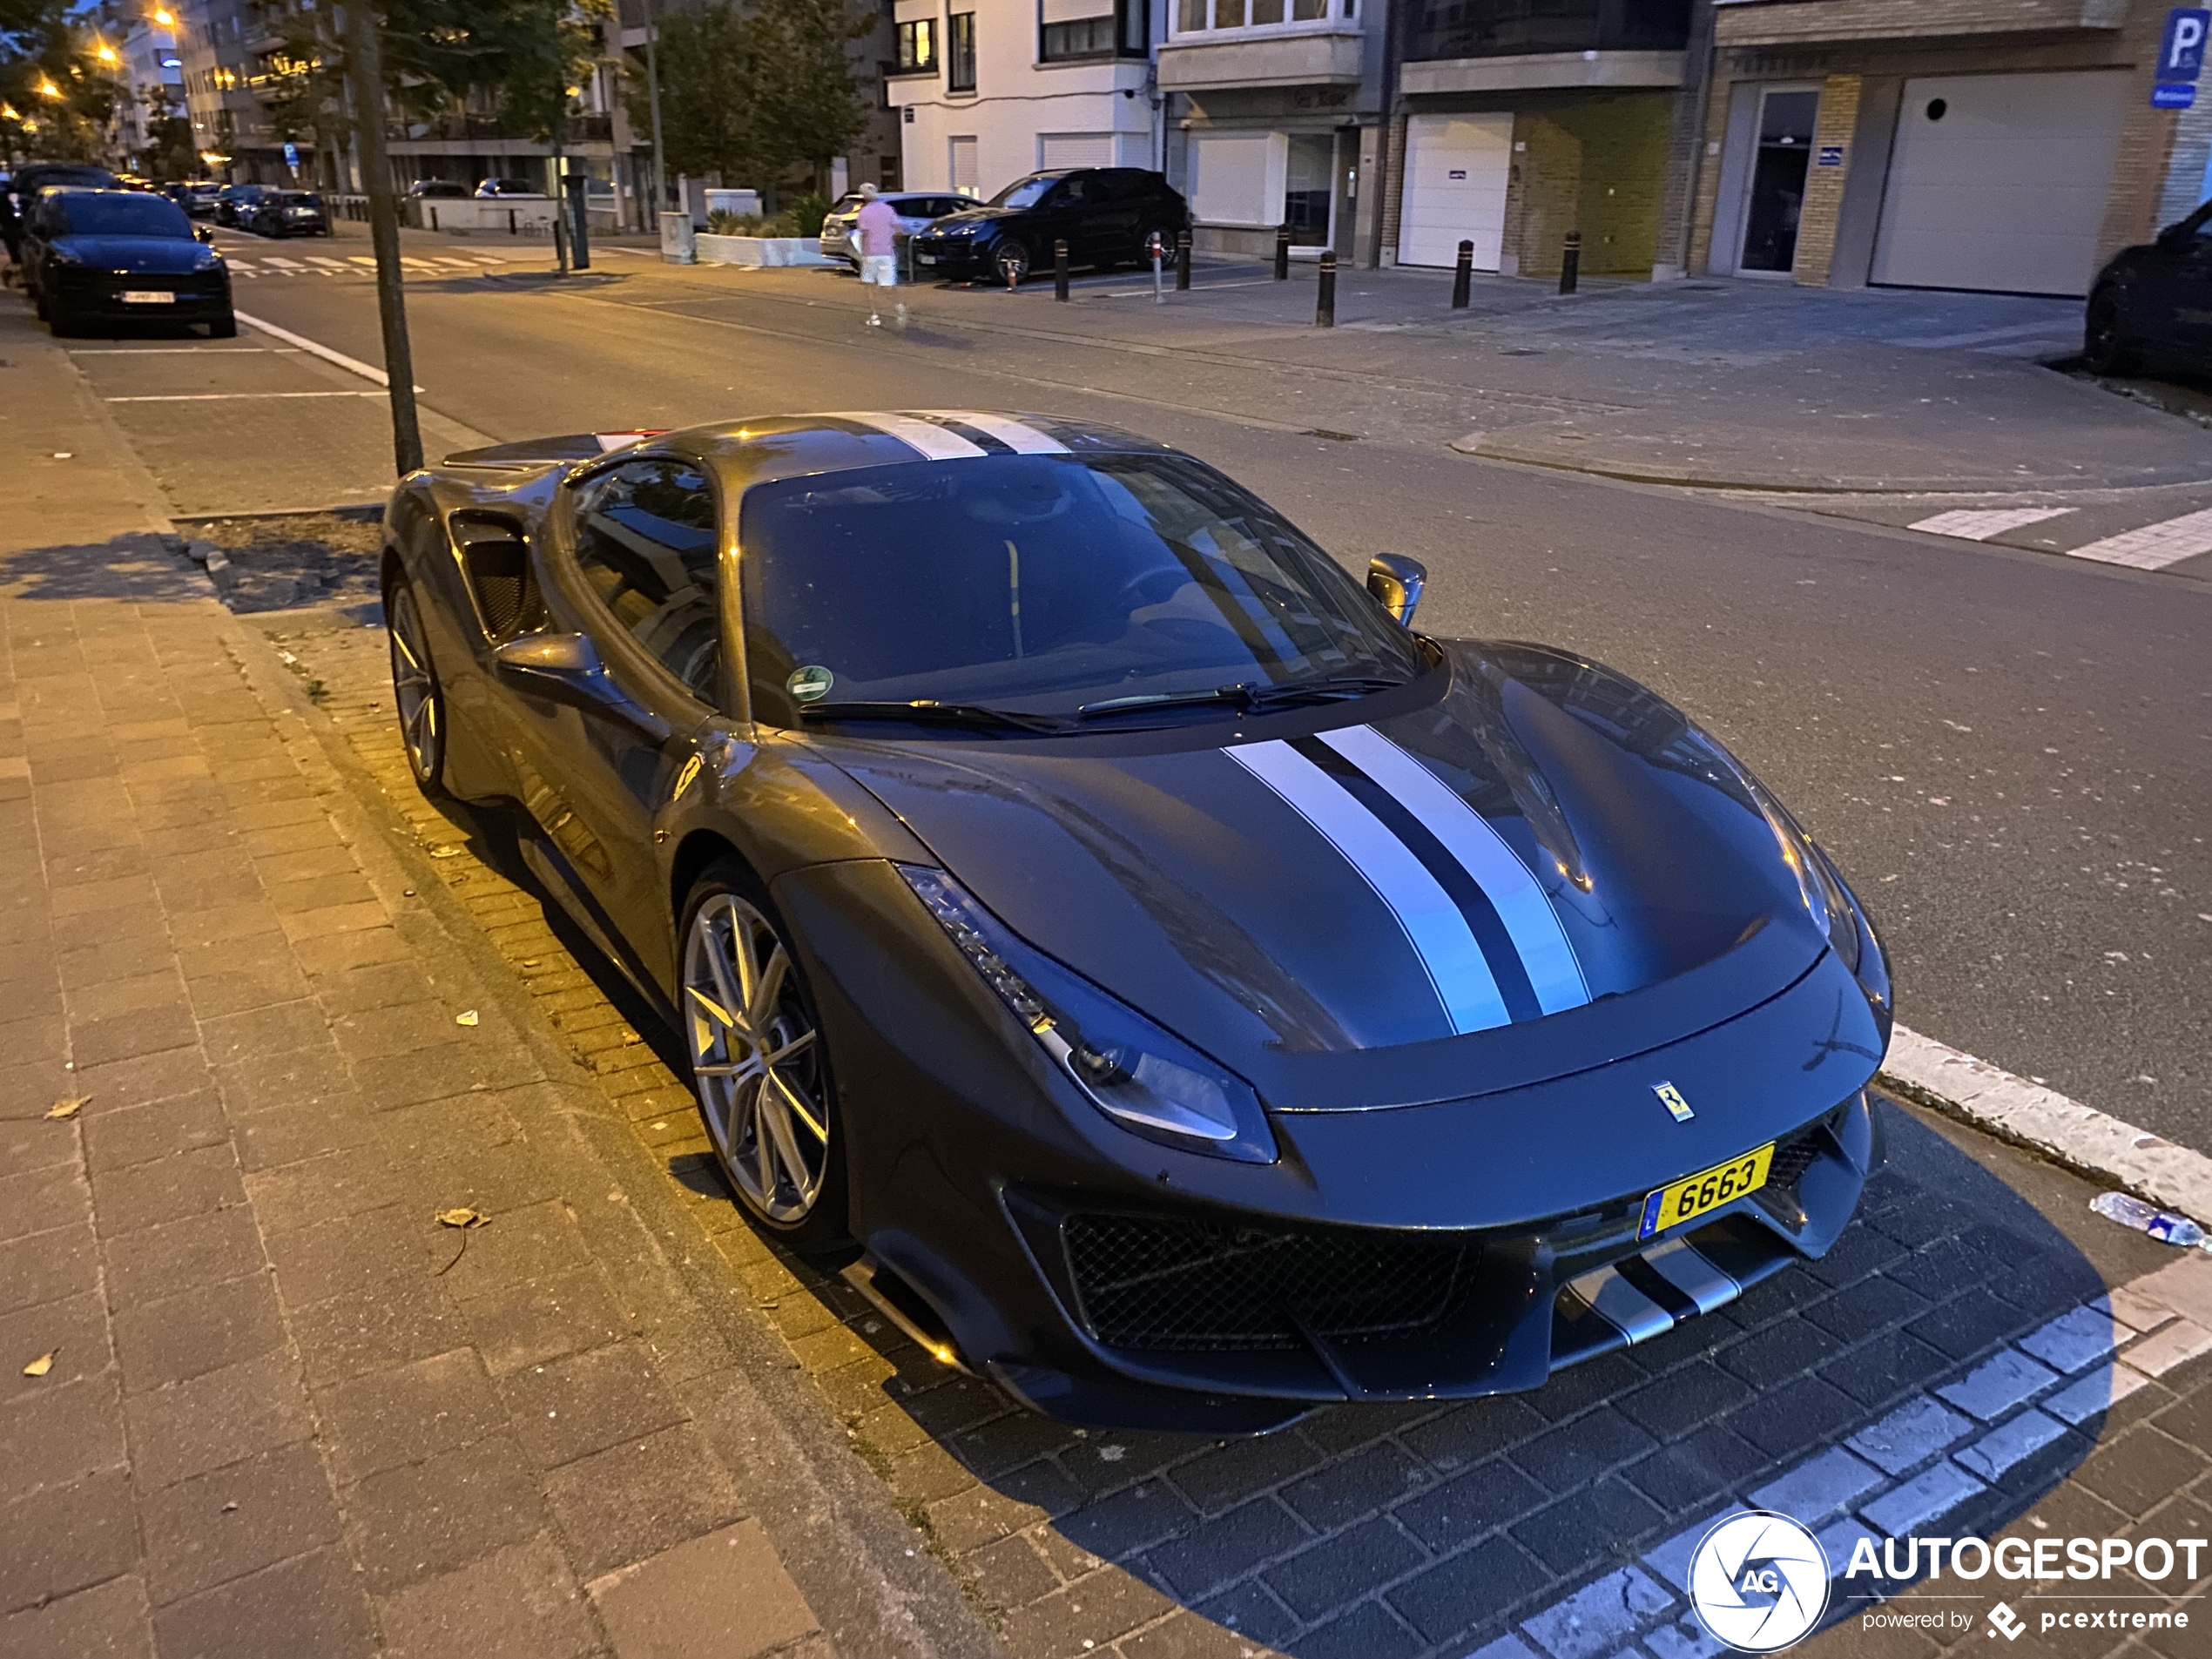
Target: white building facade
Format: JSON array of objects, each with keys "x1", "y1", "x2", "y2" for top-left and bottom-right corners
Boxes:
[{"x1": 886, "y1": 0, "x2": 1163, "y2": 202}]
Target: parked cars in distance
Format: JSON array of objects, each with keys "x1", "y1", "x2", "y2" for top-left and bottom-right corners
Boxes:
[
  {"x1": 475, "y1": 178, "x2": 543, "y2": 199},
  {"x1": 213, "y1": 183, "x2": 272, "y2": 226},
  {"x1": 908, "y1": 168, "x2": 1191, "y2": 285},
  {"x1": 160, "y1": 180, "x2": 223, "y2": 218},
  {"x1": 19, "y1": 186, "x2": 233, "y2": 339},
  {"x1": 248, "y1": 189, "x2": 331, "y2": 237},
  {"x1": 2084, "y1": 199, "x2": 2212, "y2": 378},
  {"x1": 408, "y1": 179, "x2": 469, "y2": 199},
  {"x1": 819, "y1": 192, "x2": 971, "y2": 269}
]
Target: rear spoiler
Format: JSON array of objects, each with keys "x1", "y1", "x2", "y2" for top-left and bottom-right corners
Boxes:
[{"x1": 443, "y1": 430, "x2": 665, "y2": 468}]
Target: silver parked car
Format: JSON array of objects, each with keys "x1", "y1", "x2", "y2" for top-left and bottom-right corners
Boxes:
[{"x1": 819, "y1": 191, "x2": 970, "y2": 269}]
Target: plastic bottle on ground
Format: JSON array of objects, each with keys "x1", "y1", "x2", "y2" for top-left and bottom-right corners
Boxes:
[{"x1": 2090, "y1": 1190, "x2": 2208, "y2": 1249}]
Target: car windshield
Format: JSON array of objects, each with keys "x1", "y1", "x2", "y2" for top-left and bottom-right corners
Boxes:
[
  {"x1": 989, "y1": 176, "x2": 1055, "y2": 211},
  {"x1": 739, "y1": 452, "x2": 1426, "y2": 725},
  {"x1": 56, "y1": 194, "x2": 191, "y2": 238}
]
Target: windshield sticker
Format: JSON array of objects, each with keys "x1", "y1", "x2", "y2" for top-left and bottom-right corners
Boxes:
[{"x1": 787, "y1": 665, "x2": 835, "y2": 703}]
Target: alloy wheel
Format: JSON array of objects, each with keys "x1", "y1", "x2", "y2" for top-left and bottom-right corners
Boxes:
[
  {"x1": 995, "y1": 240, "x2": 1029, "y2": 285},
  {"x1": 684, "y1": 892, "x2": 831, "y2": 1223},
  {"x1": 386, "y1": 582, "x2": 444, "y2": 786}
]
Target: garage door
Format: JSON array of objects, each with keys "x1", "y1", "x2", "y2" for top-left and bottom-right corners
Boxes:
[
  {"x1": 1871, "y1": 71, "x2": 2127, "y2": 297},
  {"x1": 1399, "y1": 113, "x2": 1512, "y2": 270},
  {"x1": 1040, "y1": 132, "x2": 1114, "y2": 171}
]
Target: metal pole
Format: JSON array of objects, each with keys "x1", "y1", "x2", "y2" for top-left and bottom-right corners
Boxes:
[
  {"x1": 1315, "y1": 248, "x2": 1335, "y2": 327},
  {"x1": 1558, "y1": 229, "x2": 1580, "y2": 295},
  {"x1": 1451, "y1": 239, "x2": 1472, "y2": 307},
  {"x1": 1274, "y1": 223, "x2": 1289, "y2": 280},
  {"x1": 550, "y1": 91, "x2": 569, "y2": 275},
  {"x1": 1175, "y1": 227, "x2": 1190, "y2": 292},
  {"x1": 1150, "y1": 232, "x2": 1163, "y2": 303},
  {"x1": 342, "y1": 0, "x2": 421, "y2": 475},
  {"x1": 644, "y1": 0, "x2": 666, "y2": 223},
  {"x1": 1054, "y1": 238, "x2": 1069, "y2": 300},
  {"x1": 566, "y1": 172, "x2": 590, "y2": 269}
]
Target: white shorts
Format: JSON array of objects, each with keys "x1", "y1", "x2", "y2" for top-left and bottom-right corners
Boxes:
[{"x1": 860, "y1": 254, "x2": 898, "y2": 287}]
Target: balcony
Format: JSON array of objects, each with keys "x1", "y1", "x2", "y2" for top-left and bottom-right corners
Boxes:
[
  {"x1": 1157, "y1": 26, "x2": 1364, "y2": 90},
  {"x1": 1404, "y1": 0, "x2": 1689, "y2": 64},
  {"x1": 1711, "y1": 0, "x2": 2125, "y2": 46}
]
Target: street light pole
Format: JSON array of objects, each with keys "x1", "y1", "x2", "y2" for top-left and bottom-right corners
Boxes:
[{"x1": 341, "y1": 0, "x2": 422, "y2": 475}]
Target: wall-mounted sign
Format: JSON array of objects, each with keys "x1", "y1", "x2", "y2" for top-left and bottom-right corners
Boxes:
[
  {"x1": 1447, "y1": 169, "x2": 1467, "y2": 180},
  {"x1": 1817, "y1": 145, "x2": 1844, "y2": 166},
  {"x1": 2161, "y1": 7, "x2": 2209, "y2": 77},
  {"x1": 2154, "y1": 82, "x2": 2199, "y2": 108}
]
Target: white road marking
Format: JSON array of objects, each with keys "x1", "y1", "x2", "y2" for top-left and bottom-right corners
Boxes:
[
  {"x1": 260, "y1": 256, "x2": 307, "y2": 270},
  {"x1": 346, "y1": 256, "x2": 377, "y2": 266},
  {"x1": 2061, "y1": 505, "x2": 2212, "y2": 570},
  {"x1": 105, "y1": 390, "x2": 383, "y2": 401},
  {"x1": 68, "y1": 347, "x2": 298, "y2": 354},
  {"x1": 1883, "y1": 1022, "x2": 2212, "y2": 1225},
  {"x1": 1907, "y1": 507, "x2": 2074, "y2": 541},
  {"x1": 232, "y1": 310, "x2": 425, "y2": 393},
  {"x1": 305, "y1": 257, "x2": 349, "y2": 272}
]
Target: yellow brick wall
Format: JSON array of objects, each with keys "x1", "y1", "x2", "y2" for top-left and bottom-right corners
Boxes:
[
  {"x1": 1791, "y1": 74, "x2": 1862, "y2": 286},
  {"x1": 1503, "y1": 94, "x2": 1673, "y2": 278}
]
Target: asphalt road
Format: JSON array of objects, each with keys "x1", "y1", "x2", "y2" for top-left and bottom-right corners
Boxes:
[{"x1": 80, "y1": 238, "x2": 2212, "y2": 1152}]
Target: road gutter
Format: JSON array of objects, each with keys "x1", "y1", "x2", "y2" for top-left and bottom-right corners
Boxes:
[{"x1": 1882, "y1": 1023, "x2": 2212, "y2": 1229}]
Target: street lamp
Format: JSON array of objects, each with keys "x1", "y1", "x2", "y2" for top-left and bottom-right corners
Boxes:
[
  {"x1": 152, "y1": 6, "x2": 176, "y2": 24},
  {"x1": 95, "y1": 42, "x2": 118, "y2": 65}
]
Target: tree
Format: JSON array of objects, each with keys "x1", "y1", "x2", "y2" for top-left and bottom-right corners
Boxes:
[
  {"x1": 749, "y1": 0, "x2": 870, "y2": 185},
  {"x1": 1, "y1": 0, "x2": 120, "y2": 163},
  {"x1": 141, "y1": 82, "x2": 197, "y2": 179}
]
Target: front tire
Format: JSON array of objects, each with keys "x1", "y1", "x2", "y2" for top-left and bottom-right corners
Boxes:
[
  {"x1": 993, "y1": 239, "x2": 1030, "y2": 286},
  {"x1": 2083, "y1": 288, "x2": 2137, "y2": 376},
  {"x1": 385, "y1": 575, "x2": 448, "y2": 794},
  {"x1": 680, "y1": 865, "x2": 852, "y2": 1253}
]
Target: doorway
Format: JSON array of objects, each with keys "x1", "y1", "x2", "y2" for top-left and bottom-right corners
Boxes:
[
  {"x1": 1285, "y1": 134, "x2": 1335, "y2": 247},
  {"x1": 1739, "y1": 88, "x2": 1818, "y2": 273}
]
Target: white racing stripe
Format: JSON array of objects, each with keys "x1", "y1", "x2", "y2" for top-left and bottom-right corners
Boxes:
[
  {"x1": 821, "y1": 412, "x2": 988, "y2": 461},
  {"x1": 1565, "y1": 1264, "x2": 1675, "y2": 1345},
  {"x1": 1318, "y1": 725, "x2": 1589, "y2": 1015},
  {"x1": 1226, "y1": 739, "x2": 1511, "y2": 1035},
  {"x1": 920, "y1": 411, "x2": 1069, "y2": 455},
  {"x1": 1644, "y1": 1237, "x2": 1740, "y2": 1314}
]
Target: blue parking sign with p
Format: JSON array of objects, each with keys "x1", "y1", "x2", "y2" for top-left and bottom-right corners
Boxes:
[{"x1": 2163, "y1": 7, "x2": 2210, "y2": 78}]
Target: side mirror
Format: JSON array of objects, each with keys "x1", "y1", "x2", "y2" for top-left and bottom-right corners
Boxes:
[
  {"x1": 193, "y1": 225, "x2": 213, "y2": 243},
  {"x1": 1366, "y1": 554, "x2": 1426, "y2": 629},
  {"x1": 493, "y1": 631, "x2": 670, "y2": 740}
]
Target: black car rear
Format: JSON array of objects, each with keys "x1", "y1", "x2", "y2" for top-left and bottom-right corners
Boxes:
[
  {"x1": 26, "y1": 189, "x2": 233, "y2": 335},
  {"x1": 251, "y1": 189, "x2": 330, "y2": 237},
  {"x1": 909, "y1": 167, "x2": 1190, "y2": 284}
]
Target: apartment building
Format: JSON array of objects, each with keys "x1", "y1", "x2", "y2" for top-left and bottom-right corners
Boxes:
[{"x1": 106, "y1": 7, "x2": 189, "y2": 172}]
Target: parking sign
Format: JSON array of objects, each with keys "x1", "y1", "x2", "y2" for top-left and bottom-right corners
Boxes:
[{"x1": 2162, "y1": 7, "x2": 2209, "y2": 78}]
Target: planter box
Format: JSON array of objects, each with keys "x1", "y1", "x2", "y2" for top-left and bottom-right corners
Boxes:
[{"x1": 694, "y1": 234, "x2": 834, "y2": 267}]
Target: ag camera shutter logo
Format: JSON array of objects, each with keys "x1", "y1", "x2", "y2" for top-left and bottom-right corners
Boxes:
[{"x1": 1689, "y1": 1512, "x2": 1831, "y2": 1652}]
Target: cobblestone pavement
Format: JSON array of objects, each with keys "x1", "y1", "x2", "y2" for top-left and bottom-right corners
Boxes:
[{"x1": 253, "y1": 603, "x2": 2212, "y2": 1659}]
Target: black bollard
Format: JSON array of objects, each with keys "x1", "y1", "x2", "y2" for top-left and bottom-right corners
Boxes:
[
  {"x1": 1316, "y1": 249, "x2": 1336, "y2": 327},
  {"x1": 1451, "y1": 239, "x2": 1473, "y2": 308},
  {"x1": 1275, "y1": 224, "x2": 1291, "y2": 281},
  {"x1": 1176, "y1": 228, "x2": 1191, "y2": 292},
  {"x1": 1559, "y1": 229, "x2": 1581, "y2": 296},
  {"x1": 1055, "y1": 239, "x2": 1069, "y2": 301}
]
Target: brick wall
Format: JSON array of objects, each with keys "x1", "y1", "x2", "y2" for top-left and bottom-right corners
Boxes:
[
  {"x1": 1379, "y1": 111, "x2": 1407, "y2": 262},
  {"x1": 1790, "y1": 73, "x2": 1862, "y2": 287}
]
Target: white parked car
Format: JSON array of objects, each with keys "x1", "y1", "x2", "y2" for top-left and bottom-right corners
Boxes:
[{"x1": 818, "y1": 192, "x2": 969, "y2": 269}]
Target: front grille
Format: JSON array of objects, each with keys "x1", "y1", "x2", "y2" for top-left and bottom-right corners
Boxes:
[
  {"x1": 1767, "y1": 1123, "x2": 1827, "y2": 1194},
  {"x1": 1064, "y1": 1212, "x2": 1473, "y2": 1352}
]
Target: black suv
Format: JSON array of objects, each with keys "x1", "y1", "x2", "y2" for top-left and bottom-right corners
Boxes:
[
  {"x1": 2085, "y1": 199, "x2": 2212, "y2": 377},
  {"x1": 909, "y1": 168, "x2": 1190, "y2": 285}
]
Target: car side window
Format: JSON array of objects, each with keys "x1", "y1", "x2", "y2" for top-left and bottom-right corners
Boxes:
[
  {"x1": 1054, "y1": 176, "x2": 1089, "y2": 206},
  {"x1": 570, "y1": 460, "x2": 724, "y2": 703}
]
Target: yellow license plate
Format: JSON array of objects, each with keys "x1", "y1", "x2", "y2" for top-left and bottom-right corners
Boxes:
[{"x1": 1638, "y1": 1143, "x2": 1773, "y2": 1240}]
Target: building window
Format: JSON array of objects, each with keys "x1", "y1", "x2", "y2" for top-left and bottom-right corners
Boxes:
[
  {"x1": 894, "y1": 17, "x2": 936, "y2": 73},
  {"x1": 1172, "y1": 0, "x2": 1348, "y2": 30},
  {"x1": 947, "y1": 10, "x2": 975, "y2": 89},
  {"x1": 1041, "y1": 14, "x2": 1113, "y2": 58}
]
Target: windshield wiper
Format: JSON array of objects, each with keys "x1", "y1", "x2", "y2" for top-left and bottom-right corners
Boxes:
[
  {"x1": 799, "y1": 699, "x2": 1070, "y2": 733},
  {"x1": 1076, "y1": 676, "x2": 1408, "y2": 721}
]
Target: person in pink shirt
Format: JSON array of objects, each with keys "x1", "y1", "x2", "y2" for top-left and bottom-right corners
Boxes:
[{"x1": 853, "y1": 183, "x2": 906, "y2": 329}]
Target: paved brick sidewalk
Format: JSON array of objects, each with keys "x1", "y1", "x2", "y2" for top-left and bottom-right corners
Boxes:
[{"x1": 0, "y1": 309, "x2": 994, "y2": 1659}]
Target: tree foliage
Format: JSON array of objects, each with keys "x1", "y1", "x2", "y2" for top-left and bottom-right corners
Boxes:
[
  {"x1": 1, "y1": 0, "x2": 120, "y2": 162},
  {"x1": 629, "y1": 0, "x2": 870, "y2": 193},
  {"x1": 141, "y1": 83, "x2": 198, "y2": 179}
]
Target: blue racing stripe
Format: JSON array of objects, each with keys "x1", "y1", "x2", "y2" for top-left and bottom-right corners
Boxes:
[{"x1": 1225, "y1": 740, "x2": 1512, "y2": 1036}]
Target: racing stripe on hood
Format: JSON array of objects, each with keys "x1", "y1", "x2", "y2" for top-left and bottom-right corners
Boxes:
[
  {"x1": 1226, "y1": 739, "x2": 1512, "y2": 1035},
  {"x1": 819, "y1": 412, "x2": 989, "y2": 461},
  {"x1": 925, "y1": 412, "x2": 1070, "y2": 455},
  {"x1": 1315, "y1": 725, "x2": 1590, "y2": 1016}
]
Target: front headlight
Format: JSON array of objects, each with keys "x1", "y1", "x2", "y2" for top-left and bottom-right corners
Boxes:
[
  {"x1": 193, "y1": 247, "x2": 222, "y2": 270},
  {"x1": 896, "y1": 864, "x2": 1278, "y2": 1163}
]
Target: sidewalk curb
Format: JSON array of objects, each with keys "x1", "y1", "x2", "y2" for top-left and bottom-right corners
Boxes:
[{"x1": 1880, "y1": 1023, "x2": 2212, "y2": 1229}]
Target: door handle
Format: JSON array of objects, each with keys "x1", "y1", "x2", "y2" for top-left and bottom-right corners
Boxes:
[{"x1": 492, "y1": 632, "x2": 671, "y2": 742}]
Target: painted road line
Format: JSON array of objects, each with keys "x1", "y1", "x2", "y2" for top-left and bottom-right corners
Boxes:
[
  {"x1": 305, "y1": 256, "x2": 349, "y2": 270},
  {"x1": 1883, "y1": 1022, "x2": 2212, "y2": 1226},
  {"x1": 2062, "y1": 505, "x2": 2212, "y2": 570},
  {"x1": 68, "y1": 347, "x2": 298, "y2": 354},
  {"x1": 347, "y1": 256, "x2": 377, "y2": 267},
  {"x1": 260, "y1": 256, "x2": 307, "y2": 270},
  {"x1": 233, "y1": 310, "x2": 425, "y2": 394},
  {"x1": 1498, "y1": 1252, "x2": 2212, "y2": 1659},
  {"x1": 105, "y1": 391, "x2": 384, "y2": 401},
  {"x1": 1908, "y1": 507, "x2": 2074, "y2": 540}
]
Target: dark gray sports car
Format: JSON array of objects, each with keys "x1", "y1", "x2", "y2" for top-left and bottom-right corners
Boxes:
[{"x1": 381, "y1": 411, "x2": 1892, "y2": 1433}]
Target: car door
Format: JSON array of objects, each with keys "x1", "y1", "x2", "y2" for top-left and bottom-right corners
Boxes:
[
  {"x1": 509, "y1": 455, "x2": 729, "y2": 973},
  {"x1": 1028, "y1": 174, "x2": 1089, "y2": 268},
  {"x1": 1082, "y1": 170, "x2": 1145, "y2": 266},
  {"x1": 2135, "y1": 205, "x2": 2212, "y2": 364}
]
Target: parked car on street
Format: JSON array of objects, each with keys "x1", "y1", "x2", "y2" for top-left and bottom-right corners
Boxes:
[
  {"x1": 378, "y1": 409, "x2": 1889, "y2": 1432},
  {"x1": 19, "y1": 186, "x2": 233, "y2": 338},
  {"x1": 3, "y1": 161, "x2": 124, "y2": 257},
  {"x1": 176, "y1": 180, "x2": 223, "y2": 218},
  {"x1": 408, "y1": 179, "x2": 469, "y2": 199},
  {"x1": 475, "y1": 178, "x2": 543, "y2": 199},
  {"x1": 213, "y1": 183, "x2": 272, "y2": 227},
  {"x1": 2085, "y1": 199, "x2": 2212, "y2": 377},
  {"x1": 819, "y1": 192, "x2": 970, "y2": 269},
  {"x1": 247, "y1": 188, "x2": 331, "y2": 237},
  {"x1": 907, "y1": 169, "x2": 1190, "y2": 285}
]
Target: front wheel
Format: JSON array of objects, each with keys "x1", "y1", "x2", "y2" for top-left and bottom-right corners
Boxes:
[
  {"x1": 385, "y1": 575, "x2": 448, "y2": 794},
  {"x1": 1135, "y1": 224, "x2": 1177, "y2": 270},
  {"x1": 208, "y1": 312, "x2": 238, "y2": 339},
  {"x1": 2082, "y1": 289, "x2": 2137, "y2": 376},
  {"x1": 680, "y1": 866, "x2": 852, "y2": 1252},
  {"x1": 993, "y1": 239, "x2": 1030, "y2": 286}
]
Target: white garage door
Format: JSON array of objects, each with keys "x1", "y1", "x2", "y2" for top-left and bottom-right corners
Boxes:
[
  {"x1": 1871, "y1": 71, "x2": 2128, "y2": 297},
  {"x1": 1040, "y1": 132, "x2": 1114, "y2": 171},
  {"x1": 1399, "y1": 113, "x2": 1512, "y2": 270}
]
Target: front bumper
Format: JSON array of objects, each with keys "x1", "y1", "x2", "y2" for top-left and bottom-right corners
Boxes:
[
  {"x1": 908, "y1": 239, "x2": 995, "y2": 280},
  {"x1": 45, "y1": 269, "x2": 231, "y2": 320}
]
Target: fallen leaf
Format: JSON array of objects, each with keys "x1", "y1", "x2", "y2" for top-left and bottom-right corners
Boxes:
[
  {"x1": 619, "y1": 1028, "x2": 640, "y2": 1045},
  {"x1": 23, "y1": 1352, "x2": 54, "y2": 1378},
  {"x1": 522, "y1": 959, "x2": 541, "y2": 968},
  {"x1": 435, "y1": 1207, "x2": 488, "y2": 1229},
  {"x1": 455, "y1": 1010, "x2": 480, "y2": 1027},
  {"x1": 45, "y1": 1096, "x2": 88, "y2": 1121}
]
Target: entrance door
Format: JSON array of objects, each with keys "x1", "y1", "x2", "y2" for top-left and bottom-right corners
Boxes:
[
  {"x1": 1285, "y1": 133, "x2": 1334, "y2": 248},
  {"x1": 1399, "y1": 113, "x2": 1512, "y2": 269},
  {"x1": 1869, "y1": 72, "x2": 2128, "y2": 297},
  {"x1": 1739, "y1": 88, "x2": 1818, "y2": 273}
]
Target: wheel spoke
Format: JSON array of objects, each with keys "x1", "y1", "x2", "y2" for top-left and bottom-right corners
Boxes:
[
  {"x1": 391, "y1": 626, "x2": 423, "y2": 673},
  {"x1": 695, "y1": 1057, "x2": 763, "y2": 1081},
  {"x1": 753, "y1": 1084, "x2": 779, "y2": 1199},
  {"x1": 702, "y1": 918, "x2": 746, "y2": 1033},
  {"x1": 762, "y1": 1082, "x2": 811, "y2": 1188},
  {"x1": 685, "y1": 984, "x2": 738, "y2": 1029},
  {"x1": 746, "y1": 945, "x2": 789, "y2": 1031},
  {"x1": 760, "y1": 1028, "x2": 815, "y2": 1069},
  {"x1": 770, "y1": 1067, "x2": 826, "y2": 1143}
]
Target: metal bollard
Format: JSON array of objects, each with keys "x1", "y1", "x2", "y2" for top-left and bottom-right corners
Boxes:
[
  {"x1": 1275, "y1": 224, "x2": 1291, "y2": 281},
  {"x1": 1559, "y1": 229, "x2": 1581, "y2": 296},
  {"x1": 1176, "y1": 228, "x2": 1191, "y2": 292},
  {"x1": 1150, "y1": 232, "x2": 1165, "y2": 304},
  {"x1": 1451, "y1": 239, "x2": 1473, "y2": 308},
  {"x1": 1315, "y1": 249, "x2": 1336, "y2": 327},
  {"x1": 1055, "y1": 239, "x2": 1069, "y2": 301}
]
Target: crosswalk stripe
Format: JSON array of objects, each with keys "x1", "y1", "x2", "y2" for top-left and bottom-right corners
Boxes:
[
  {"x1": 2064, "y1": 505, "x2": 2212, "y2": 570},
  {"x1": 305, "y1": 256, "x2": 347, "y2": 269},
  {"x1": 262, "y1": 256, "x2": 306, "y2": 269},
  {"x1": 346, "y1": 256, "x2": 377, "y2": 267},
  {"x1": 1908, "y1": 507, "x2": 2073, "y2": 541}
]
